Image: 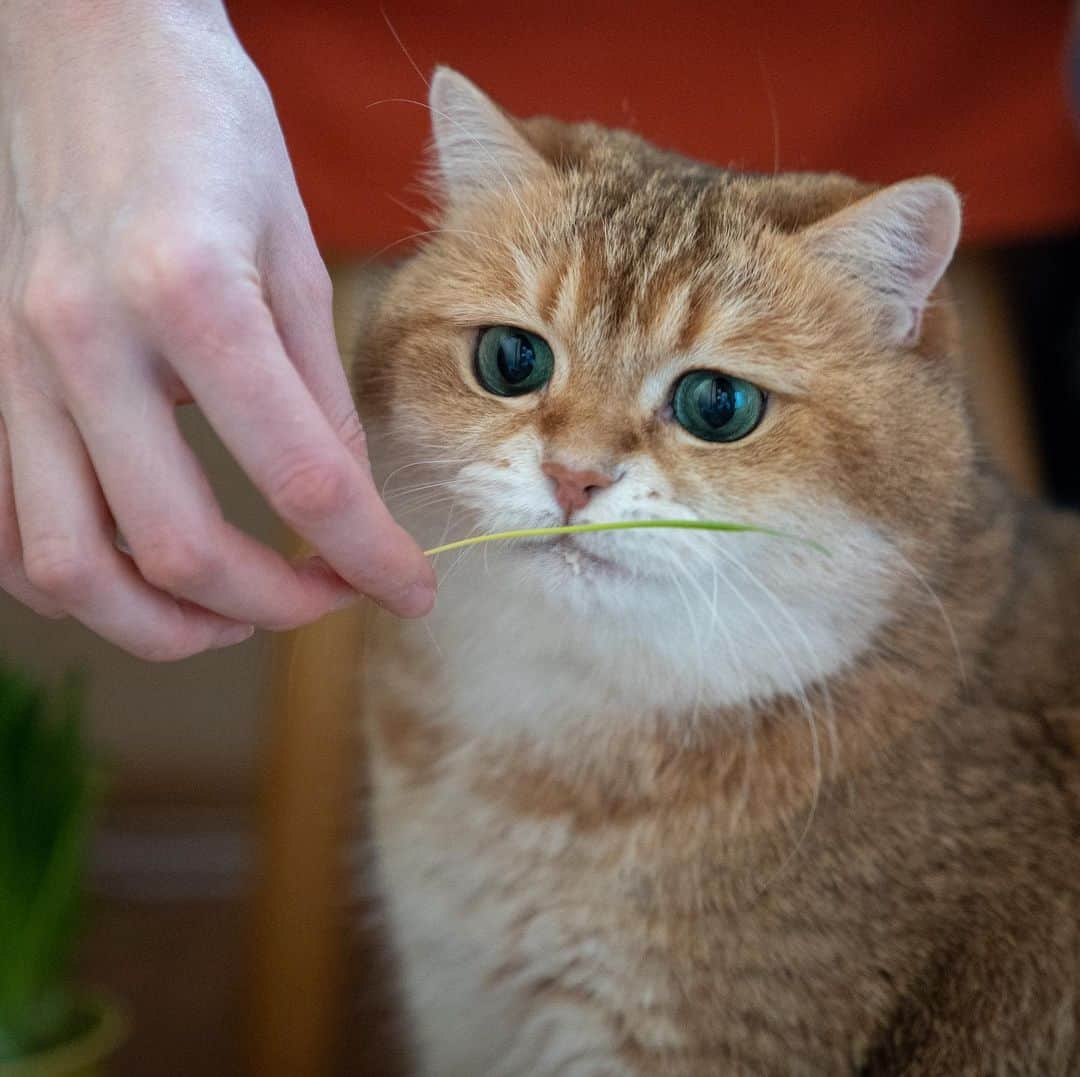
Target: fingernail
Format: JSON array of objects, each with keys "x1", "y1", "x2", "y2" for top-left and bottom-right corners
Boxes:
[
  {"x1": 214, "y1": 624, "x2": 255, "y2": 648},
  {"x1": 394, "y1": 580, "x2": 436, "y2": 618},
  {"x1": 332, "y1": 591, "x2": 360, "y2": 611}
]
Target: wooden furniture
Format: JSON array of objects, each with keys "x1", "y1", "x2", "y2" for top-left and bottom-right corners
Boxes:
[
  {"x1": 247, "y1": 266, "x2": 374, "y2": 1077},
  {"x1": 248, "y1": 604, "x2": 362, "y2": 1077}
]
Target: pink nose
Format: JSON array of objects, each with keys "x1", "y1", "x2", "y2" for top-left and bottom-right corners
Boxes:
[{"x1": 541, "y1": 460, "x2": 615, "y2": 515}]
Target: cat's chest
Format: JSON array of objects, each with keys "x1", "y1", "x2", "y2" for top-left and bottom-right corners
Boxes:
[
  {"x1": 367, "y1": 743, "x2": 890, "y2": 1076},
  {"x1": 369, "y1": 753, "x2": 653, "y2": 1074}
]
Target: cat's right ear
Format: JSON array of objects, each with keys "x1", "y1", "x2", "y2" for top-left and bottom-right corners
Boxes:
[
  {"x1": 428, "y1": 67, "x2": 548, "y2": 203},
  {"x1": 801, "y1": 178, "x2": 962, "y2": 346}
]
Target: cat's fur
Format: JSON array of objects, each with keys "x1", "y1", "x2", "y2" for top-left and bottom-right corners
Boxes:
[{"x1": 350, "y1": 68, "x2": 1080, "y2": 1076}]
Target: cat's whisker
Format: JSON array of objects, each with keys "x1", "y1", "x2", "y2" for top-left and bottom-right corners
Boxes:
[
  {"x1": 383, "y1": 477, "x2": 464, "y2": 505},
  {"x1": 382, "y1": 190, "x2": 431, "y2": 227},
  {"x1": 433, "y1": 492, "x2": 462, "y2": 552},
  {"x1": 713, "y1": 544, "x2": 849, "y2": 894},
  {"x1": 691, "y1": 541, "x2": 825, "y2": 885},
  {"x1": 383, "y1": 483, "x2": 461, "y2": 508},
  {"x1": 420, "y1": 616, "x2": 445, "y2": 664},
  {"x1": 713, "y1": 542, "x2": 841, "y2": 775},
  {"x1": 663, "y1": 549, "x2": 726, "y2": 722},
  {"x1": 391, "y1": 493, "x2": 461, "y2": 523},
  {"x1": 665, "y1": 550, "x2": 766, "y2": 841},
  {"x1": 699, "y1": 559, "x2": 764, "y2": 836},
  {"x1": 433, "y1": 521, "x2": 488, "y2": 587},
  {"x1": 438, "y1": 544, "x2": 477, "y2": 587},
  {"x1": 379, "y1": 458, "x2": 471, "y2": 498},
  {"x1": 367, "y1": 227, "x2": 499, "y2": 264},
  {"x1": 755, "y1": 52, "x2": 782, "y2": 175},
  {"x1": 366, "y1": 97, "x2": 546, "y2": 245},
  {"x1": 383, "y1": 468, "x2": 465, "y2": 491},
  {"x1": 883, "y1": 539, "x2": 969, "y2": 694},
  {"x1": 383, "y1": 470, "x2": 462, "y2": 508},
  {"x1": 666, "y1": 560, "x2": 707, "y2": 732},
  {"x1": 379, "y1": 5, "x2": 430, "y2": 90}
]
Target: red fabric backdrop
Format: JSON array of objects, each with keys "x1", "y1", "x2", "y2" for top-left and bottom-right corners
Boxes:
[{"x1": 229, "y1": 2, "x2": 1080, "y2": 255}]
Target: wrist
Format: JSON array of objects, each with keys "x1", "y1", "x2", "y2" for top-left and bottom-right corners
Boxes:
[{"x1": 1, "y1": 0, "x2": 231, "y2": 52}]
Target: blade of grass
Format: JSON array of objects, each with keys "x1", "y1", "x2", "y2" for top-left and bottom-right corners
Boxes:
[{"x1": 424, "y1": 519, "x2": 828, "y2": 558}]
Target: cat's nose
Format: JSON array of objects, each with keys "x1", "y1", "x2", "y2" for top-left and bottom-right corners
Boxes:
[{"x1": 541, "y1": 460, "x2": 616, "y2": 515}]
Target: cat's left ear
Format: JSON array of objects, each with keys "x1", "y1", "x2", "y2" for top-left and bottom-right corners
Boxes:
[
  {"x1": 428, "y1": 67, "x2": 549, "y2": 203},
  {"x1": 801, "y1": 178, "x2": 961, "y2": 346}
]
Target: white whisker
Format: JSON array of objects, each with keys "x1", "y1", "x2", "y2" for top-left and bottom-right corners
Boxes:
[
  {"x1": 694, "y1": 541, "x2": 826, "y2": 888},
  {"x1": 380, "y1": 457, "x2": 471, "y2": 497},
  {"x1": 365, "y1": 97, "x2": 546, "y2": 247},
  {"x1": 885, "y1": 539, "x2": 968, "y2": 693}
]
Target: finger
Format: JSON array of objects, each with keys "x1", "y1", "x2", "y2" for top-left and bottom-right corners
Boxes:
[
  {"x1": 6, "y1": 385, "x2": 253, "y2": 661},
  {"x1": 0, "y1": 410, "x2": 65, "y2": 618},
  {"x1": 63, "y1": 346, "x2": 357, "y2": 630},
  {"x1": 128, "y1": 251, "x2": 435, "y2": 616},
  {"x1": 262, "y1": 236, "x2": 369, "y2": 465}
]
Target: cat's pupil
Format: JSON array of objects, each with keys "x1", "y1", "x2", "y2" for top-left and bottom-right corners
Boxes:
[
  {"x1": 695, "y1": 375, "x2": 736, "y2": 428},
  {"x1": 496, "y1": 333, "x2": 535, "y2": 384}
]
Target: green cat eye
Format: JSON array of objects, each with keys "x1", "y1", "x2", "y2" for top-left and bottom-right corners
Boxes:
[
  {"x1": 672, "y1": 370, "x2": 766, "y2": 443},
  {"x1": 474, "y1": 326, "x2": 554, "y2": 397}
]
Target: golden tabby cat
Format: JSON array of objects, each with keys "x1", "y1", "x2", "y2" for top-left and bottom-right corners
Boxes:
[{"x1": 350, "y1": 68, "x2": 1080, "y2": 1076}]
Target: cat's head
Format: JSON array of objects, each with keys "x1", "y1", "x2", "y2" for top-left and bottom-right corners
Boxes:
[{"x1": 358, "y1": 68, "x2": 974, "y2": 713}]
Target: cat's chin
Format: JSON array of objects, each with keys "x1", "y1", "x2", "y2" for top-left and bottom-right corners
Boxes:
[
  {"x1": 541, "y1": 537, "x2": 634, "y2": 580},
  {"x1": 501, "y1": 538, "x2": 666, "y2": 619},
  {"x1": 509, "y1": 536, "x2": 652, "y2": 595}
]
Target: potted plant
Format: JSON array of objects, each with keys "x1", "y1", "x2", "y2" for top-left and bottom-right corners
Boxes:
[{"x1": 0, "y1": 664, "x2": 127, "y2": 1076}]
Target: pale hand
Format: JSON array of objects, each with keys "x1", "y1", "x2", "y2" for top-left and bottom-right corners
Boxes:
[{"x1": 0, "y1": 1, "x2": 435, "y2": 660}]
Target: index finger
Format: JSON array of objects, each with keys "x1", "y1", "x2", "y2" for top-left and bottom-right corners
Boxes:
[{"x1": 128, "y1": 248, "x2": 435, "y2": 617}]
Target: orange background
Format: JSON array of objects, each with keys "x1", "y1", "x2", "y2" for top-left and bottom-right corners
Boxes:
[{"x1": 230, "y1": 2, "x2": 1080, "y2": 255}]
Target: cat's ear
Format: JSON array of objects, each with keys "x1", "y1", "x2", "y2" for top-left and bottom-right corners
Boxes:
[
  {"x1": 428, "y1": 67, "x2": 548, "y2": 202},
  {"x1": 801, "y1": 178, "x2": 961, "y2": 346}
]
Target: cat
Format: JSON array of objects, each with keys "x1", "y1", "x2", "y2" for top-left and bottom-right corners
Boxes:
[{"x1": 349, "y1": 67, "x2": 1080, "y2": 1076}]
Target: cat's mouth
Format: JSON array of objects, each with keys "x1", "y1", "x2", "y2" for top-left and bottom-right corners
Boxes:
[{"x1": 532, "y1": 535, "x2": 633, "y2": 580}]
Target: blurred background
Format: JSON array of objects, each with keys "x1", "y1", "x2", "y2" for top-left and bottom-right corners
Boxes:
[{"x1": 2, "y1": 2, "x2": 1079, "y2": 1075}]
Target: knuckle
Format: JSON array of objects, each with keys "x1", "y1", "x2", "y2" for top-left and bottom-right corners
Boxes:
[
  {"x1": 135, "y1": 531, "x2": 220, "y2": 594},
  {"x1": 116, "y1": 226, "x2": 230, "y2": 316},
  {"x1": 270, "y1": 453, "x2": 351, "y2": 523},
  {"x1": 23, "y1": 537, "x2": 96, "y2": 603},
  {"x1": 0, "y1": 574, "x2": 67, "y2": 619},
  {"x1": 0, "y1": 558, "x2": 63, "y2": 617},
  {"x1": 20, "y1": 261, "x2": 101, "y2": 351},
  {"x1": 335, "y1": 409, "x2": 368, "y2": 458}
]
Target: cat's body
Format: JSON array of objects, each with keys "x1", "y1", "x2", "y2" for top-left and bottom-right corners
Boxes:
[{"x1": 352, "y1": 70, "x2": 1080, "y2": 1075}]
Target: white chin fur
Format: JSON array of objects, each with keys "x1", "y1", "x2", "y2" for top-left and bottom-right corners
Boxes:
[{"x1": 394, "y1": 496, "x2": 898, "y2": 748}]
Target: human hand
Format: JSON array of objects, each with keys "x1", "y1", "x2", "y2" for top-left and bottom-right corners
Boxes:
[{"x1": 0, "y1": 1, "x2": 435, "y2": 660}]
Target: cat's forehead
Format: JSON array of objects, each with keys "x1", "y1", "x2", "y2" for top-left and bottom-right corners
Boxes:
[
  {"x1": 475, "y1": 177, "x2": 812, "y2": 392},
  {"x1": 423, "y1": 161, "x2": 865, "y2": 396}
]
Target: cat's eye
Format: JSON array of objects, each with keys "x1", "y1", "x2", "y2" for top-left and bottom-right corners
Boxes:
[
  {"x1": 672, "y1": 370, "x2": 766, "y2": 443},
  {"x1": 474, "y1": 326, "x2": 554, "y2": 397}
]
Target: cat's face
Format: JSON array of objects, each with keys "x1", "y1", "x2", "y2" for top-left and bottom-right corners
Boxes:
[{"x1": 359, "y1": 69, "x2": 974, "y2": 717}]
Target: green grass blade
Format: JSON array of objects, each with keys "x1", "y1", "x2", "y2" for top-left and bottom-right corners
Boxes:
[{"x1": 424, "y1": 519, "x2": 828, "y2": 558}]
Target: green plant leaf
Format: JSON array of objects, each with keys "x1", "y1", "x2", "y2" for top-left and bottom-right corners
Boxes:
[{"x1": 0, "y1": 663, "x2": 99, "y2": 1061}]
